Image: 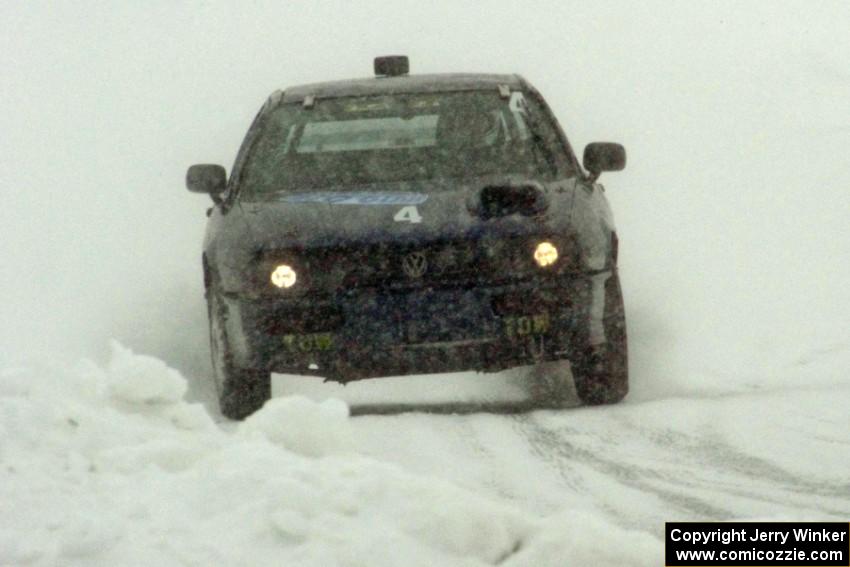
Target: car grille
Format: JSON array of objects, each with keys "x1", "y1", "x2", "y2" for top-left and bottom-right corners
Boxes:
[{"x1": 294, "y1": 238, "x2": 537, "y2": 291}]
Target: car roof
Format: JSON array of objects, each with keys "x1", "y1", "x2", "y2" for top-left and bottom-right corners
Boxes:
[{"x1": 280, "y1": 73, "x2": 525, "y2": 103}]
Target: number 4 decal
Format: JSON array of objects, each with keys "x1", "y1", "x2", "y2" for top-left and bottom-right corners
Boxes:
[{"x1": 393, "y1": 206, "x2": 422, "y2": 224}]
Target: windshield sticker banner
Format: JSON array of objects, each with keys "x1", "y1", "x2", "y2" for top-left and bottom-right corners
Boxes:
[{"x1": 282, "y1": 192, "x2": 429, "y2": 206}]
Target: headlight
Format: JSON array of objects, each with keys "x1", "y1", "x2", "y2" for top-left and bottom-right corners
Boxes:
[
  {"x1": 533, "y1": 241, "x2": 558, "y2": 267},
  {"x1": 270, "y1": 264, "x2": 297, "y2": 288}
]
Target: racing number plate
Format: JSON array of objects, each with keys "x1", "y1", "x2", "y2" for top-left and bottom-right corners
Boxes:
[{"x1": 502, "y1": 312, "x2": 550, "y2": 339}]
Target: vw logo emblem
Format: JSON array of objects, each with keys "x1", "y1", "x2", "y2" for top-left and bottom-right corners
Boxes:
[{"x1": 402, "y1": 251, "x2": 428, "y2": 278}]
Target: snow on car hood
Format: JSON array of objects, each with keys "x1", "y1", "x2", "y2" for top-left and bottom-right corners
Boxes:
[{"x1": 236, "y1": 177, "x2": 578, "y2": 250}]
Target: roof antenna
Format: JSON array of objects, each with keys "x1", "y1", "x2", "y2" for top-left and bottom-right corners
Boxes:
[{"x1": 374, "y1": 56, "x2": 409, "y2": 77}]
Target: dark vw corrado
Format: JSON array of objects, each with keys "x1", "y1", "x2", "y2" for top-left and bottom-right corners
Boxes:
[{"x1": 187, "y1": 57, "x2": 628, "y2": 419}]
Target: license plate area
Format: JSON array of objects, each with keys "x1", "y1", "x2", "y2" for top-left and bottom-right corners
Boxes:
[{"x1": 402, "y1": 290, "x2": 494, "y2": 345}]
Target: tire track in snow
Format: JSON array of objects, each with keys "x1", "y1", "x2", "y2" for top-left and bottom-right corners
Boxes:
[
  {"x1": 512, "y1": 412, "x2": 732, "y2": 520},
  {"x1": 508, "y1": 395, "x2": 850, "y2": 525}
]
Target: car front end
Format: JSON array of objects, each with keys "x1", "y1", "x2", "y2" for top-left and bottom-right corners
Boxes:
[
  {"x1": 215, "y1": 225, "x2": 616, "y2": 383},
  {"x1": 188, "y1": 57, "x2": 628, "y2": 418}
]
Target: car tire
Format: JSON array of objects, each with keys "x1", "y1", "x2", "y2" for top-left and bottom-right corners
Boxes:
[
  {"x1": 207, "y1": 284, "x2": 271, "y2": 420},
  {"x1": 571, "y1": 273, "x2": 629, "y2": 405}
]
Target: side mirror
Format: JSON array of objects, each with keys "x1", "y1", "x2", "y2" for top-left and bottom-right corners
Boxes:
[
  {"x1": 186, "y1": 164, "x2": 227, "y2": 198},
  {"x1": 583, "y1": 143, "x2": 626, "y2": 182}
]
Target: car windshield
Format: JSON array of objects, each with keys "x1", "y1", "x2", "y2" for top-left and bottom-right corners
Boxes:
[{"x1": 240, "y1": 90, "x2": 571, "y2": 196}]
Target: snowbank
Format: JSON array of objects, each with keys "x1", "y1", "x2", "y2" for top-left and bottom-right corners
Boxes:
[{"x1": 0, "y1": 343, "x2": 658, "y2": 566}]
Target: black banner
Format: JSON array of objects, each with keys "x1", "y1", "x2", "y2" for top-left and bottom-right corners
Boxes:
[{"x1": 666, "y1": 522, "x2": 849, "y2": 566}]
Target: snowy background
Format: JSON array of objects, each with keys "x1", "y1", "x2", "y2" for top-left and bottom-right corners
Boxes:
[{"x1": 1, "y1": 2, "x2": 849, "y2": 565}]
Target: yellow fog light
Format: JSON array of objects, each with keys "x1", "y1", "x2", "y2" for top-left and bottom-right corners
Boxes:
[
  {"x1": 533, "y1": 241, "x2": 558, "y2": 267},
  {"x1": 270, "y1": 264, "x2": 297, "y2": 288}
]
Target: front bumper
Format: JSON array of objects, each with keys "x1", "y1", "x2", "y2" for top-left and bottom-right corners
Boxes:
[{"x1": 221, "y1": 272, "x2": 614, "y2": 382}]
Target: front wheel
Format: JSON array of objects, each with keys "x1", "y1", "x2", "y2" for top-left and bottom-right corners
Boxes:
[
  {"x1": 571, "y1": 274, "x2": 629, "y2": 405},
  {"x1": 208, "y1": 285, "x2": 271, "y2": 420}
]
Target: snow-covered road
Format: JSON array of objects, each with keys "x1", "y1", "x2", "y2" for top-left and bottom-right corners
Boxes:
[
  {"x1": 307, "y1": 344, "x2": 850, "y2": 526},
  {"x1": 3, "y1": 342, "x2": 847, "y2": 565},
  {"x1": 353, "y1": 379, "x2": 850, "y2": 524}
]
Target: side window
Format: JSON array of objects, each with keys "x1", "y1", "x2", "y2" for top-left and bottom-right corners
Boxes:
[
  {"x1": 514, "y1": 89, "x2": 575, "y2": 177},
  {"x1": 227, "y1": 105, "x2": 270, "y2": 202}
]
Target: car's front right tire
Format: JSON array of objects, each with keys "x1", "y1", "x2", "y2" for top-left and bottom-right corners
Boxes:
[
  {"x1": 570, "y1": 273, "x2": 629, "y2": 405},
  {"x1": 207, "y1": 284, "x2": 271, "y2": 420}
]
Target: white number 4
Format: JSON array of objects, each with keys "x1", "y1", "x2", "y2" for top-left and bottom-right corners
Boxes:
[{"x1": 393, "y1": 206, "x2": 422, "y2": 224}]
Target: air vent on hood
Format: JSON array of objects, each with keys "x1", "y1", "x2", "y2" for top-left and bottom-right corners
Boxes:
[{"x1": 470, "y1": 182, "x2": 549, "y2": 220}]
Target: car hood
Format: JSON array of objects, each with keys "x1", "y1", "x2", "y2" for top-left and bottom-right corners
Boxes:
[{"x1": 236, "y1": 177, "x2": 579, "y2": 250}]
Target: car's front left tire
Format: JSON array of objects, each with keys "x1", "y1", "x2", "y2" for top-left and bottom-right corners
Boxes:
[{"x1": 207, "y1": 284, "x2": 271, "y2": 420}]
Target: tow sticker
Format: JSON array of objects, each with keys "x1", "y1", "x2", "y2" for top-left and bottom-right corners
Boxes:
[{"x1": 282, "y1": 192, "x2": 428, "y2": 206}]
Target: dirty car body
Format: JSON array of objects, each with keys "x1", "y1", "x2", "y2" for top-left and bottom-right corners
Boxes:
[{"x1": 187, "y1": 58, "x2": 628, "y2": 419}]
